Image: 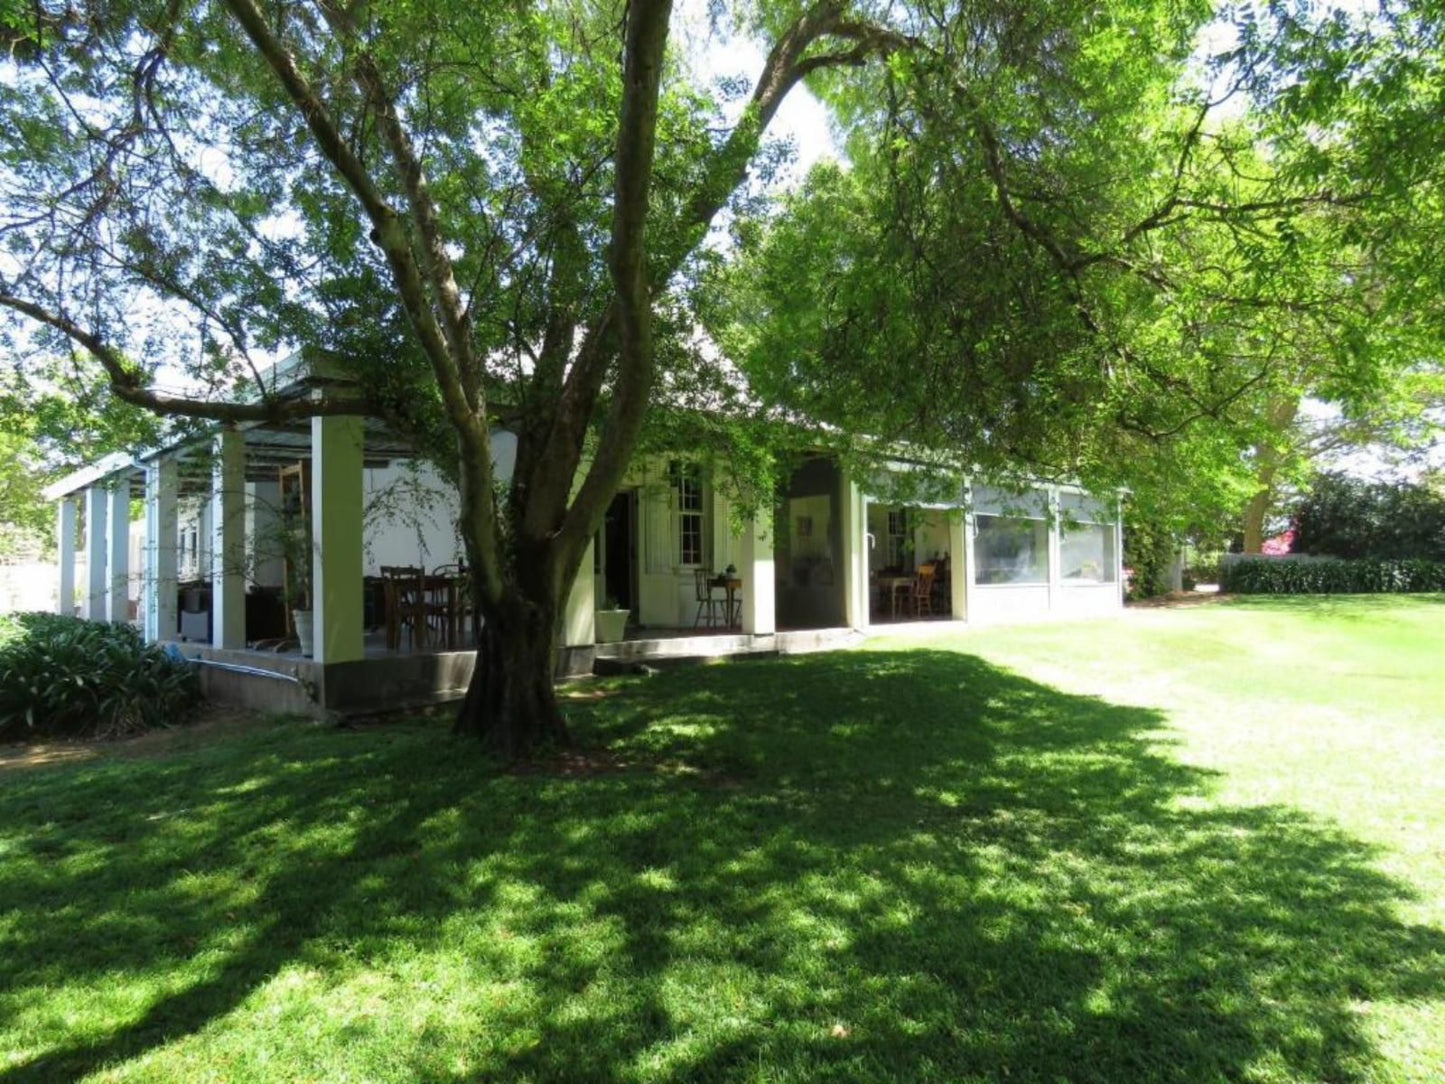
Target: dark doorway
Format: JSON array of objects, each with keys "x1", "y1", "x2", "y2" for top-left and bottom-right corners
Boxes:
[
  {"x1": 775, "y1": 457, "x2": 846, "y2": 630},
  {"x1": 603, "y1": 490, "x2": 637, "y2": 615}
]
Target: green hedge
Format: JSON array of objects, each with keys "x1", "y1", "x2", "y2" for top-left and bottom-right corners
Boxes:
[
  {"x1": 0, "y1": 613, "x2": 199, "y2": 741},
  {"x1": 1220, "y1": 557, "x2": 1445, "y2": 595}
]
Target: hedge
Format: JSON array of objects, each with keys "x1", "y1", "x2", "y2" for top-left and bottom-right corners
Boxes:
[
  {"x1": 0, "y1": 613, "x2": 199, "y2": 741},
  {"x1": 1220, "y1": 556, "x2": 1445, "y2": 595}
]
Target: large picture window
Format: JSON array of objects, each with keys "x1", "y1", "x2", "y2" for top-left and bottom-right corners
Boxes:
[
  {"x1": 1060, "y1": 493, "x2": 1117, "y2": 584},
  {"x1": 673, "y1": 462, "x2": 704, "y2": 567},
  {"x1": 974, "y1": 515, "x2": 1048, "y2": 584},
  {"x1": 972, "y1": 485, "x2": 1048, "y2": 585}
]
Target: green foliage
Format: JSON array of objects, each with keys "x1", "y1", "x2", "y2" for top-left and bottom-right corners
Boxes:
[
  {"x1": 1292, "y1": 471, "x2": 1445, "y2": 561},
  {"x1": 0, "y1": 428, "x2": 55, "y2": 559},
  {"x1": 1220, "y1": 556, "x2": 1445, "y2": 594},
  {"x1": 0, "y1": 613, "x2": 199, "y2": 741},
  {"x1": 711, "y1": 2, "x2": 1445, "y2": 543},
  {"x1": 1122, "y1": 510, "x2": 1178, "y2": 599}
]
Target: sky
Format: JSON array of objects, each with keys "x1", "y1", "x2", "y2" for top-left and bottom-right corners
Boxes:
[{"x1": 674, "y1": 0, "x2": 838, "y2": 186}]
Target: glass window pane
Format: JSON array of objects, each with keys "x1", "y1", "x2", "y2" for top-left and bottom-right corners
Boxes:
[
  {"x1": 973, "y1": 485, "x2": 1048, "y2": 519},
  {"x1": 1060, "y1": 491, "x2": 1112, "y2": 523},
  {"x1": 974, "y1": 515, "x2": 1048, "y2": 584},
  {"x1": 1061, "y1": 523, "x2": 1117, "y2": 583}
]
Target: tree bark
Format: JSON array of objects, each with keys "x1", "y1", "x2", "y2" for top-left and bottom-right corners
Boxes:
[
  {"x1": 453, "y1": 586, "x2": 569, "y2": 758},
  {"x1": 1241, "y1": 396, "x2": 1300, "y2": 553},
  {"x1": 1242, "y1": 485, "x2": 1272, "y2": 553}
]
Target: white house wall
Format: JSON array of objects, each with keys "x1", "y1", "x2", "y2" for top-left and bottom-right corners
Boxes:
[
  {"x1": 627, "y1": 455, "x2": 749, "y2": 628},
  {"x1": 362, "y1": 461, "x2": 461, "y2": 574},
  {"x1": 965, "y1": 584, "x2": 1053, "y2": 624}
]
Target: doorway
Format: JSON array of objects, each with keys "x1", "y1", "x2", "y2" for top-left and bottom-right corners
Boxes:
[{"x1": 602, "y1": 490, "x2": 637, "y2": 616}]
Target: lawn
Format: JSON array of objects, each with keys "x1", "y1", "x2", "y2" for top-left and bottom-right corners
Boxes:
[{"x1": 1, "y1": 596, "x2": 1442, "y2": 1083}]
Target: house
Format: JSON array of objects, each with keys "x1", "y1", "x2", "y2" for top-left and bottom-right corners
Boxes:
[{"x1": 42, "y1": 358, "x2": 1123, "y2": 716}]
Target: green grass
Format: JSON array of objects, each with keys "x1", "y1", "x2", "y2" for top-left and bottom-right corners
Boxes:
[{"x1": 1, "y1": 595, "x2": 1442, "y2": 1082}]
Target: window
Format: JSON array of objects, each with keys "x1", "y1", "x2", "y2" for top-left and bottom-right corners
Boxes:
[
  {"x1": 886, "y1": 509, "x2": 908, "y2": 568},
  {"x1": 974, "y1": 515, "x2": 1049, "y2": 584},
  {"x1": 972, "y1": 485, "x2": 1048, "y2": 585},
  {"x1": 1060, "y1": 493, "x2": 1117, "y2": 583},
  {"x1": 672, "y1": 461, "x2": 704, "y2": 567}
]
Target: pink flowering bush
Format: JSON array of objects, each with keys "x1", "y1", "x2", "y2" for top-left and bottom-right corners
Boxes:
[{"x1": 1261, "y1": 528, "x2": 1295, "y2": 556}]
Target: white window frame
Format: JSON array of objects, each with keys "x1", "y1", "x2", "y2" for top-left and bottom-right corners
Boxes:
[
  {"x1": 672, "y1": 461, "x2": 705, "y2": 569},
  {"x1": 1059, "y1": 494, "x2": 1118, "y2": 586}
]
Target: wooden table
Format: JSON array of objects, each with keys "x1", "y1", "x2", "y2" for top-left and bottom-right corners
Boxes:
[
  {"x1": 875, "y1": 575, "x2": 913, "y2": 619},
  {"x1": 711, "y1": 575, "x2": 742, "y2": 628},
  {"x1": 384, "y1": 572, "x2": 470, "y2": 651}
]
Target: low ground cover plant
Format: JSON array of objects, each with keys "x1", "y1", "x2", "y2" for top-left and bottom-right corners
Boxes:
[{"x1": 0, "y1": 612, "x2": 198, "y2": 741}]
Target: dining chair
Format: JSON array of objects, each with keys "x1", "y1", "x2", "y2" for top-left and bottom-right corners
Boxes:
[
  {"x1": 693, "y1": 568, "x2": 725, "y2": 628},
  {"x1": 380, "y1": 565, "x2": 426, "y2": 650},
  {"x1": 910, "y1": 563, "x2": 937, "y2": 618}
]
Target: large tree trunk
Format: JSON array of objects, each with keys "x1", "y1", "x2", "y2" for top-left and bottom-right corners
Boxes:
[
  {"x1": 1242, "y1": 486, "x2": 1271, "y2": 554},
  {"x1": 1242, "y1": 396, "x2": 1301, "y2": 553},
  {"x1": 453, "y1": 590, "x2": 570, "y2": 759}
]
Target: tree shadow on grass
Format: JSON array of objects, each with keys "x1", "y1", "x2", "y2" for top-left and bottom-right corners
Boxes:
[{"x1": 1, "y1": 650, "x2": 1441, "y2": 1082}]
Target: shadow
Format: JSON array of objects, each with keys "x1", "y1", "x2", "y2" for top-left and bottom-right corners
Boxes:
[{"x1": 1, "y1": 650, "x2": 1441, "y2": 1082}]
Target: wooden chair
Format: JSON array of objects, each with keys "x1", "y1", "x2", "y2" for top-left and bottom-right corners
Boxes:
[
  {"x1": 909, "y1": 563, "x2": 937, "y2": 618},
  {"x1": 381, "y1": 565, "x2": 425, "y2": 650},
  {"x1": 693, "y1": 568, "x2": 725, "y2": 628}
]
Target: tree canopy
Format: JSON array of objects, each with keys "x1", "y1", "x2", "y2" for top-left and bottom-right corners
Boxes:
[
  {"x1": 2, "y1": 0, "x2": 1441, "y2": 749},
  {"x1": 710, "y1": 0, "x2": 1445, "y2": 539}
]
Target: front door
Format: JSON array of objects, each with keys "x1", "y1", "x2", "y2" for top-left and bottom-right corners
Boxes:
[{"x1": 603, "y1": 491, "x2": 637, "y2": 616}]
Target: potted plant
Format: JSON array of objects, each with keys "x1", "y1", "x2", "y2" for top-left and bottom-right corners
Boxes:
[
  {"x1": 259, "y1": 506, "x2": 314, "y2": 656},
  {"x1": 594, "y1": 596, "x2": 629, "y2": 643}
]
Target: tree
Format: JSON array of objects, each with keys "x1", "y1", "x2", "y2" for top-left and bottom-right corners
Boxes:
[
  {"x1": 0, "y1": 0, "x2": 956, "y2": 756},
  {"x1": 709, "y1": 1, "x2": 1445, "y2": 553},
  {"x1": 3, "y1": 0, "x2": 1440, "y2": 757},
  {"x1": 0, "y1": 429, "x2": 53, "y2": 561},
  {"x1": 1292, "y1": 470, "x2": 1445, "y2": 561}
]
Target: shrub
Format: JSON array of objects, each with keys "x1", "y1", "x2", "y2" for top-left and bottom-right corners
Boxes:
[
  {"x1": 1292, "y1": 472, "x2": 1445, "y2": 561},
  {"x1": 1124, "y1": 514, "x2": 1176, "y2": 600},
  {"x1": 0, "y1": 613, "x2": 199, "y2": 741},
  {"x1": 1220, "y1": 556, "x2": 1445, "y2": 595}
]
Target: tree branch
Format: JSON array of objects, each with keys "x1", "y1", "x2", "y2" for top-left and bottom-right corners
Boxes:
[
  {"x1": 552, "y1": 0, "x2": 673, "y2": 567},
  {"x1": 0, "y1": 291, "x2": 364, "y2": 423},
  {"x1": 221, "y1": 0, "x2": 506, "y2": 604}
]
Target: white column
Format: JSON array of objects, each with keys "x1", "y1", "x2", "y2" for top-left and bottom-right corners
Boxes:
[
  {"x1": 741, "y1": 506, "x2": 775, "y2": 635},
  {"x1": 211, "y1": 428, "x2": 247, "y2": 649},
  {"x1": 312, "y1": 414, "x2": 364, "y2": 663},
  {"x1": 840, "y1": 471, "x2": 868, "y2": 630},
  {"x1": 560, "y1": 540, "x2": 596, "y2": 646},
  {"x1": 83, "y1": 486, "x2": 107, "y2": 620},
  {"x1": 948, "y1": 513, "x2": 968, "y2": 622},
  {"x1": 1047, "y1": 486, "x2": 1062, "y2": 613},
  {"x1": 1116, "y1": 497, "x2": 1127, "y2": 608},
  {"x1": 106, "y1": 482, "x2": 130, "y2": 623},
  {"x1": 962, "y1": 481, "x2": 979, "y2": 625},
  {"x1": 145, "y1": 457, "x2": 179, "y2": 643},
  {"x1": 56, "y1": 498, "x2": 77, "y2": 616}
]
